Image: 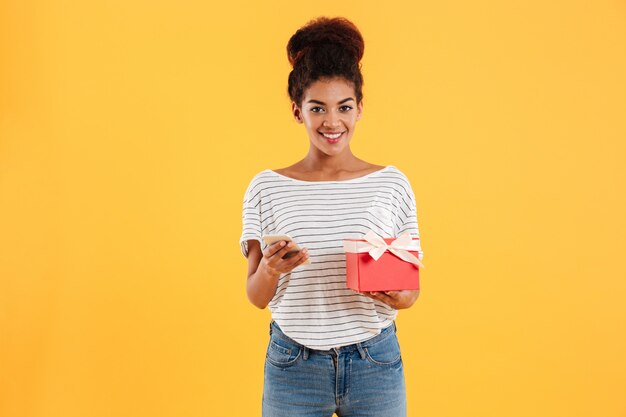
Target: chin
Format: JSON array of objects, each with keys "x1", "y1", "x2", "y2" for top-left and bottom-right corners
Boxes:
[{"x1": 318, "y1": 143, "x2": 347, "y2": 155}]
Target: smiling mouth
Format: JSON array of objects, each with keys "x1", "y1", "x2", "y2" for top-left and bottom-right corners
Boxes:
[
  {"x1": 319, "y1": 131, "x2": 345, "y2": 138},
  {"x1": 318, "y1": 131, "x2": 346, "y2": 143}
]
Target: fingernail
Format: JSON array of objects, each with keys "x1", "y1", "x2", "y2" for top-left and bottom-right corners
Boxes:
[{"x1": 280, "y1": 241, "x2": 286, "y2": 246}]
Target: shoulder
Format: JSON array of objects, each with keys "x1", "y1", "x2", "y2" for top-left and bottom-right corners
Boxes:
[
  {"x1": 382, "y1": 165, "x2": 412, "y2": 185},
  {"x1": 382, "y1": 165, "x2": 416, "y2": 198},
  {"x1": 242, "y1": 169, "x2": 275, "y2": 197},
  {"x1": 384, "y1": 164, "x2": 406, "y2": 177}
]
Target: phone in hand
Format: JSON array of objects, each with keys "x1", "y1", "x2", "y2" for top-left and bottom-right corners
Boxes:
[{"x1": 262, "y1": 234, "x2": 310, "y2": 265}]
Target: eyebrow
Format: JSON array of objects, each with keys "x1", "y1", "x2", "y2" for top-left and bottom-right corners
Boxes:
[{"x1": 306, "y1": 98, "x2": 355, "y2": 105}]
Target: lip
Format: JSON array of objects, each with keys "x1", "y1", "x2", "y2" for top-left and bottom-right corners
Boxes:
[{"x1": 318, "y1": 130, "x2": 346, "y2": 144}]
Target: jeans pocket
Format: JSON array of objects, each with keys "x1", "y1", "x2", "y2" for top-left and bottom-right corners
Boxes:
[
  {"x1": 364, "y1": 332, "x2": 402, "y2": 366},
  {"x1": 266, "y1": 337, "x2": 301, "y2": 369}
]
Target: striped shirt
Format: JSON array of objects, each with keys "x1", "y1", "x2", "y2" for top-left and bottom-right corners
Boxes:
[{"x1": 239, "y1": 165, "x2": 424, "y2": 350}]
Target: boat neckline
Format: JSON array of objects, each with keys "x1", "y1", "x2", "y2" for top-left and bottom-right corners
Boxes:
[{"x1": 266, "y1": 165, "x2": 394, "y2": 183}]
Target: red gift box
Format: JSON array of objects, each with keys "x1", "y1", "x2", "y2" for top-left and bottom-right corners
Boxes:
[{"x1": 343, "y1": 231, "x2": 424, "y2": 292}]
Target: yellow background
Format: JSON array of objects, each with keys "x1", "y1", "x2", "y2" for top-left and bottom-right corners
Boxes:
[{"x1": 1, "y1": 1, "x2": 625, "y2": 416}]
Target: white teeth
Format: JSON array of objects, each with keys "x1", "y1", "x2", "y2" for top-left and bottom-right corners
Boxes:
[{"x1": 321, "y1": 132, "x2": 342, "y2": 139}]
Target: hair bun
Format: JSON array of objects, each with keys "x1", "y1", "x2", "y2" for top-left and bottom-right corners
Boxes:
[{"x1": 287, "y1": 16, "x2": 364, "y2": 68}]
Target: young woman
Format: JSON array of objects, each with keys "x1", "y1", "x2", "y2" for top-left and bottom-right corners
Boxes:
[{"x1": 239, "y1": 16, "x2": 424, "y2": 417}]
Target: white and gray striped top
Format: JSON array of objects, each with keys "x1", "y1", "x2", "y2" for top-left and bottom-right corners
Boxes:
[{"x1": 239, "y1": 165, "x2": 424, "y2": 350}]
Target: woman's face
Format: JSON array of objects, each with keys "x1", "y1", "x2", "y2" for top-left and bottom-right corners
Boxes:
[{"x1": 292, "y1": 76, "x2": 363, "y2": 157}]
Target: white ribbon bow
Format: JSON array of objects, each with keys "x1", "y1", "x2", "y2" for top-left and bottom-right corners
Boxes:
[{"x1": 343, "y1": 230, "x2": 425, "y2": 269}]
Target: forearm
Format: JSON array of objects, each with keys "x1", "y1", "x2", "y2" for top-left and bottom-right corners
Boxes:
[{"x1": 246, "y1": 264, "x2": 281, "y2": 309}]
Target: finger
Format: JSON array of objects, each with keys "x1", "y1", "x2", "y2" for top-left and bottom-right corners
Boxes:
[
  {"x1": 298, "y1": 248, "x2": 309, "y2": 264},
  {"x1": 265, "y1": 245, "x2": 294, "y2": 270},
  {"x1": 370, "y1": 291, "x2": 394, "y2": 305},
  {"x1": 369, "y1": 291, "x2": 386, "y2": 298},
  {"x1": 287, "y1": 248, "x2": 308, "y2": 267},
  {"x1": 272, "y1": 241, "x2": 296, "y2": 259},
  {"x1": 360, "y1": 291, "x2": 379, "y2": 300},
  {"x1": 284, "y1": 243, "x2": 306, "y2": 261},
  {"x1": 264, "y1": 240, "x2": 288, "y2": 258}
]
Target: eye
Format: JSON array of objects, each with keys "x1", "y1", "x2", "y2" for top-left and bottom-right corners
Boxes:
[{"x1": 310, "y1": 105, "x2": 353, "y2": 113}]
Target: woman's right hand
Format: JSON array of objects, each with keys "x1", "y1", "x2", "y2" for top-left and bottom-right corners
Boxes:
[{"x1": 260, "y1": 241, "x2": 309, "y2": 278}]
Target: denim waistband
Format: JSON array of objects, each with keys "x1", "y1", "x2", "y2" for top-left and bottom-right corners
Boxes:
[{"x1": 269, "y1": 319, "x2": 397, "y2": 355}]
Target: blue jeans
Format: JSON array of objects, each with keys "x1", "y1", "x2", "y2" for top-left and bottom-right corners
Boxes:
[{"x1": 262, "y1": 321, "x2": 407, "y2": 417}]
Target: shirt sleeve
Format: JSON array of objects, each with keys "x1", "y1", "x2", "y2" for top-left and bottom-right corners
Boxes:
[
  {"x1": 239, "y1": 176, "x2": 263, "y2": 258},
  {"x1": 394, "y1": 177, "x2": 424, "y2": 263}
]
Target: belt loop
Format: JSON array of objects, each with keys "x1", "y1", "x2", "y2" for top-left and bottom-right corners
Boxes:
[
  {"x1": 269, "y1": 321, "x2": 273, "y2": 335},
  {"x1": 356, "y1": 343, "x2": 366, "y2": 360},
  {"x1": 393, "y1": 321, "x2": 397, "y2": 333},
  {"x1": 303, "y1": 346, "x2": 309, "y2": 360}
]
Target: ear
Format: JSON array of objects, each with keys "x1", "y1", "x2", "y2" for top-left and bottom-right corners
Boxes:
[
  {"x1": 356, "y1": 100, "x2": 363, "y2": 121},
  {"x1": 292, "y1": 102, "x2": 303, "y2": 123}
]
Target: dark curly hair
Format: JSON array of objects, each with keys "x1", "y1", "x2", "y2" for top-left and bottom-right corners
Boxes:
[{"x1": 286, "y1": 16, "x2": 365, "y2": 108}]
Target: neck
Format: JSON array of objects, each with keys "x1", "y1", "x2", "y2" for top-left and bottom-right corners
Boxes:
[{"x1": 302, "y1": 146, "x2": 360, "y2": 173}]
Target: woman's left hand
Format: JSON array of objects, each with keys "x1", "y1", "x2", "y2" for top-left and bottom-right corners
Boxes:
[{"x1": 360, "y1": 289, "x2": 420, "y2": 309}]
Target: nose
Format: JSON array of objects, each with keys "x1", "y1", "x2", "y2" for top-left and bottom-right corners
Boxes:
[{"x1": 322, "y1": 111, "x2": 342, "y2": 128}]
